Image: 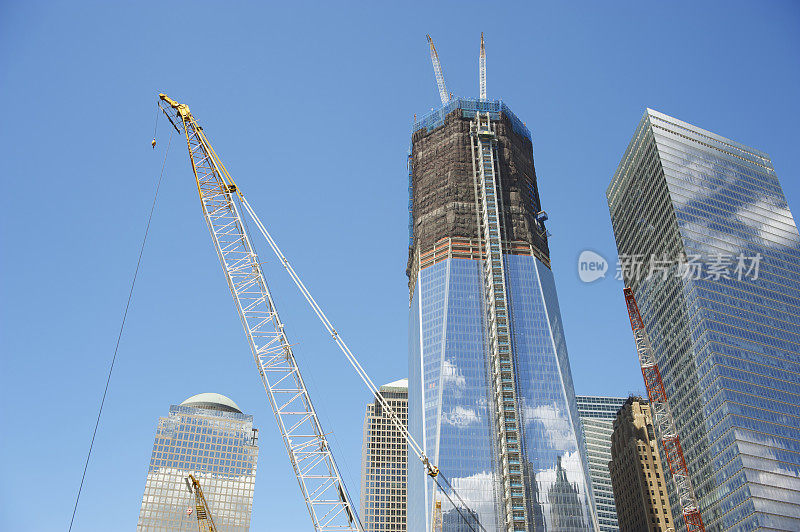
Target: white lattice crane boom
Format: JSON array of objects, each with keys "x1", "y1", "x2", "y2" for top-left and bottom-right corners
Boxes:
[
  {"x1": 479, "y1": 33, "x2": 486, "y2": 100},
  {"x1": 427, "y1": 34, "x2": 450, "y2": 105},
  {"x1": 158, "y1": 93, "x2": 461, "y2": 531},
  {"x1": 159, "y1": 93, "x2": 360, "y2": 531}
]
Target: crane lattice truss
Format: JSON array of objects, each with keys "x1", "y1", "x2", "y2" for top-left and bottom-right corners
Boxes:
[
  {"x1": 431, "y1": 500, "x2": 443, "y2": 532},
  {"x1": 471, "y1": 112, "x2": 529, "y2": 531},
  {"x1": 623, "y1": 288, "x2": 705, "y2": 532},
  {"x1": 187, "y1": 475, "x2": 218, "y2": 532},
  {"x1": 427, "y1": 34, "x2": 450, "y2": 106},
  {"x1": 479, "y1": 33, "x2": 487, "y2": 101},
  {"x1": 160, "y1": 94, "x2": 360, "y2": 531}
]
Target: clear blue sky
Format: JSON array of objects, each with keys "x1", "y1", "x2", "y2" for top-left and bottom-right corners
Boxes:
[{"x1": 1, "y1": 2, "x2": 798, "y2": 530}]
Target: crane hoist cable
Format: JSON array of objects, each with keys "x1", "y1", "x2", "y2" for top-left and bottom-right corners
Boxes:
[
  {"x1": 239, "y1": 194, "x2": 485, "y2": 532},
  {"x1": 238, "y1": 195, "x2": 485, "y2": 532},
  {"x1": 68, "y1": 132, "x2": 173, "y2": 532},
  {"x1": 159, "y1": 93, "x2": 362, "y2": 531},
  {"x1": 158, "y1": 93, "x2": 486, "y2": 531}
]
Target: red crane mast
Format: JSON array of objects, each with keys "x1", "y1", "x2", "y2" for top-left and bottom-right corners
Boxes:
[{"x1": 623, "y1": 288, "x2": 705, "y2": 532}]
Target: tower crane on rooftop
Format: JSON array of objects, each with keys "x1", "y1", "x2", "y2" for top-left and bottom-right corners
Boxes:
[
  {"x1": 426, "y1": 34, "x2": 488, "y2": 105},
  {"x1": 427, "y1": 34, "x2": 450, "y2": 106},
  {"x1": 157, "y1": 93, "x2": 484, "y2": 531},
  {"x1": 479, "y1": 33, "x2": 487, "y2": 101}
]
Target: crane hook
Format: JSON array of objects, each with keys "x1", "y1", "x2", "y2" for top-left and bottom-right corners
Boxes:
[{"x1": 151, "y1": 138, "x2": 157, "y2": 149}]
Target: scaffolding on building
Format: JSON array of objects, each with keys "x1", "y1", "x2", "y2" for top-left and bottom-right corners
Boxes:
[{"x1": 471, "y1": 111, "x2": 529, "y2": 531}]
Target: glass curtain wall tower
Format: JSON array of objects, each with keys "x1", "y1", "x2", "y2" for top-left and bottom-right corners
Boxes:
[
  {"x1": 607, "y1": 109, "x2": 800, "y2": 531},
  {"x1": 576, "y1": 395, "x2": 628, "y2": 532},
  {"x1": 407, "y1": 37, "x2": 595, "y2": 532},
  {"x1": 137, "y1": 393, "x2": 259, "y2": 531}
]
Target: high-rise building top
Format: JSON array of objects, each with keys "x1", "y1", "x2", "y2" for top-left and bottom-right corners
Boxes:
[
  {"x1": 137, "y1": 393, "x2": 258, "y2": 531},
  {"x1": 608, "y1": 397, "x2": 675, "y2": 531},
  {"x1": 406, "y1": 98, "x2": 551, "y2": 296},
  {"x1": 607, "y1": 109, "x2": 800, "y2": 530},
  {"x1": 407, "y1": 37, "x2": 595, "y2": 532},
  {"x1": 360, "y1": 379, "x2": 409, "y2": 532},
  {"x1": 576, "y1": 395, "x2": 627, "y2": 532}
]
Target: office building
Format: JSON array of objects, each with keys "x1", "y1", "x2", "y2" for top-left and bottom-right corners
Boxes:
[
  {"x1": 360, "y1": 379, "x2": 409, "y2": 531},
  {"x1": 137, "y1": 393, "x2": 259, "y2": 531},
  {"x1": 609, "y1": 397, "x2": 675, "y2": 531},
  {"x1": 607, "y1": 109, "x2": 800, "y2": 530},
  {"x1": 576, "y1": 395, "x2": 627, "y2": 531},
  {"x1": 407, "y1": 71, "x2": 595, "y2": 530}
]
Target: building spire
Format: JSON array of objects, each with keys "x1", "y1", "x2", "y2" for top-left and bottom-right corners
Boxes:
[{"x1": 479, "y1": 32, "x2": 486, "y2": 100}]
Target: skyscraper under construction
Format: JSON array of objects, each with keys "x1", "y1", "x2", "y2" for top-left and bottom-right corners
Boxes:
[{"x1": 407, "y1": 36, "x2": 595, "y2": 532}]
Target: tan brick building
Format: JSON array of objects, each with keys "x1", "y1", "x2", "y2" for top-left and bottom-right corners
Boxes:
[
  {"x1": 360, "y1": 379, "x2": 408, "y2": 531},
  {"x1": 609, "y1": 396, "x2": 675, "y2": 531}
]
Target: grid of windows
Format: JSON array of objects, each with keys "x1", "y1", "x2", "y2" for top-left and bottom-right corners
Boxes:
[
  {"x1": 407, "y1": 102, "x2": 595, "y2": 531},
  {"x1": 137, "y1": 400, "x2": 258, "y2": 531},
  {"x1": 576, "y1": 395, "x2": 627, "y2": 532},
  {"x1": 609, "y1": 398, "x2": 675, "y2": 531},
  {"x1": 408, "y1": 255, "x2": 595, "y2": 531},
  {"x1": 607, "y1": 109, "x2": 800, "y2": 531},
  {"x1": 360, "y1": 380, "x2": 409, "y2": 531}
]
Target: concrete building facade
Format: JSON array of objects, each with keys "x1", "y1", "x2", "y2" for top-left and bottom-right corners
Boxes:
[
  {"x1": 609, "y1": 397, "x2": 675, "y2": 531},
  {"x1": 360, "y1": 379, "x2": 409, "y2": 531}
]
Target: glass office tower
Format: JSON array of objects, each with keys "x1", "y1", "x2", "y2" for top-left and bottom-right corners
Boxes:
[
  {"x1": 137, "y1": 393, "x2": 259, "y2": 531},
  {"x1": 576, "y1": 396, "x2": 627, "y2": 532},
  {"x1": 607, "y1": 109, "x2": 800, "y2": 531},
  {"x1": 407, "y1": 99, "x2": 595, "y2": 532}
]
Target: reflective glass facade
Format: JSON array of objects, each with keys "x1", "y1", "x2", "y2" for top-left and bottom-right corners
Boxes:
[
  {"x1": 408, "y1": 255, "x2": 596, "y2": 531},
  {"x1": 607, "y1": 109, "x2": 800, "y2": 531},
  {"x1": 137, "y1": 395, "x2": 258, "y2": 531},
  {"x1": 407, "y1": 99, "x2": 595, "y2": 531},
  {"x1": 576, "y1": 396, "x2": 627, "y2": 532}
]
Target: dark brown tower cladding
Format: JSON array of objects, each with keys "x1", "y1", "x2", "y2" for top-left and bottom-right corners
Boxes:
[{"x1": 406, "y1": 104, "x2": 549, "y2": 284}]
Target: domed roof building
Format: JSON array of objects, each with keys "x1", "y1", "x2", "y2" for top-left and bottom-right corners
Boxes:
[
  {"x1": 137, "y1": 392, "x2": 258, "y2": 531},
  {"x1": 180, "y1": 392, "x2": 243, "y2": 414}
]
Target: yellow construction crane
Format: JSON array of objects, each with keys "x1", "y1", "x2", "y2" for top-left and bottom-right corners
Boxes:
[
  {"x1": 158, "y1": 93, "x2": 486, "y2": 532},
  {"x1": 432, "y1": 500, "x2": 443, "y2": 532},
  {"x1": 158, "y1": 92, "x2": 363, "y2": 530},
  {"x1": 185, "y1": 475, "x2": 217, "y2": 532}
]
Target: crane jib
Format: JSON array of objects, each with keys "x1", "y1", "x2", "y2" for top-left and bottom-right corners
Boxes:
[
  {"x1": 164, "y1": 92, "x2": 362, "y2": 531},
  {"x1": 161, "y1": 92, "x2": 486, "y2": 532}
]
